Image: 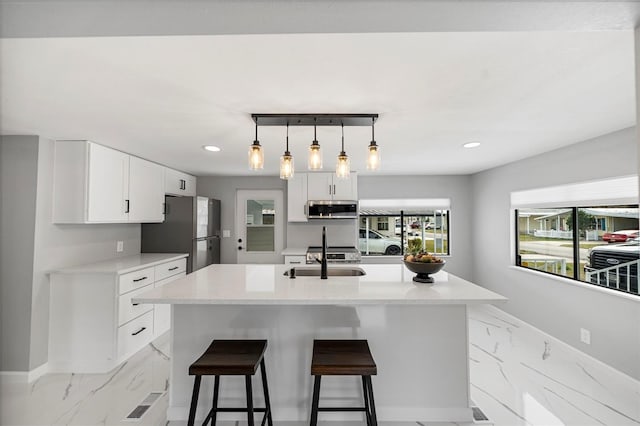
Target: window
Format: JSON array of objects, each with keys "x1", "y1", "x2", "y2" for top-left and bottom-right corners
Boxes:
[
  {"x1": 358, "y1": 199, "x2": 450, "y2": 257},
  {"x1": 512, "y1": 177, "x2": 639, "y2": 297}
]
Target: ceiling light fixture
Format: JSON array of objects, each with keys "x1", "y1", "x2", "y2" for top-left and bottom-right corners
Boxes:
[
  {"x1": 203, "y1": 145, "x2": 221, "y2": 152},
  {"x1": 280, "y1": 122, "x2": 294, "y2": 180},
  {"x1": 308, "y1": 118, "x2": 322, "y2": 170},
  {"x1": 366, "y1": 117, "x2": 380, "y2": 170},
  {"x1": 248, "y1": 118, "x2": 264, "y2": 170},
  {"x1": 463, "y1": 142, "x2": 481, "y2": 149},
  {"x1": 249, "y1": 114, "x2": 378, "y2": 179},
  {"x1": 335, "y1": 123, "x2": 350, "y2": 179}
]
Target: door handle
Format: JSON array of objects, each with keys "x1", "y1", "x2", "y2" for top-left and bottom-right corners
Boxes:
[
  {"x1": 238, "y1": 238, "x2": 242, "y2": 243},
  {"x1": 238, "y1": 246, "x2": 243, "y2": 250}
]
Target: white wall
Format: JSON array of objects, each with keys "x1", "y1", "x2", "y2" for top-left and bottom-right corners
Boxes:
[
  {"x1": 0, "y1": 136, "x2": 39, "y2": 371},
  {"x1": 471, "y1": 127, "x2": 640, "y2": 380}
]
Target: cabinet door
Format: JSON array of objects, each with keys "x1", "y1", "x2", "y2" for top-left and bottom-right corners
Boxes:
[
  {"x1": 306, "y1": 173, "x2": 332, "y2": 200},
  {"x1": 287, "y1": 173, "x2": 308, "y2": 222},
  {"x1": 165, "y1": 168, "x2": 196, "y2": 197},
  {"x1": 164, "y1": 167, "x2": 183, "y2": 195},
  {"x1": 129, "y1": 157, "x2": 165, "y2": 222},
  {"x1": 332, "y1": 172, "x2": 358, "y2": 200},
  {"x1": 86, "y1": 143, "x2": 130, "y2": 222},
  {"x1": 183, "y1": 174, "x2": 197, "y2": 197}
]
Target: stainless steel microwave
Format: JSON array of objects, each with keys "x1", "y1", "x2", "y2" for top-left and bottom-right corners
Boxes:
[{"x1": 307, "y1": 200, "x2": 358, "y2": 219}]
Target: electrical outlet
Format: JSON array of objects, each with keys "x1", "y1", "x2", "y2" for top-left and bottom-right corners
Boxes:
[
  {"x1": 223, "y1": 230, "x2": 231, "y2": 238},
  {"x1": 116, "y1": 241, "x2": 124, "y2": 252},
  {"x1": 580, "y1": 328, "x2": 591, "y2": 345}
]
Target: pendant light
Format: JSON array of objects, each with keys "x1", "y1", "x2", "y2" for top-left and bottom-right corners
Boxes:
[
  {"x1": 279, "y1": 122, "x2": 294, "y2": 180},
  {"x1": 335, "y1": 123, "x2": 350, "y2": 179},
  {"x1": 366, "y1": 117, "x2": 381, "y2": 170},
  {"x1": 308, "y1": 118, "x2": 322, "y2": 170},
  {"x1": 248, "y1": 118, "x2": 264, "y2": 170}
]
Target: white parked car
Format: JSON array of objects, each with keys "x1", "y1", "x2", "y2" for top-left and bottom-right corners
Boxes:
[{"x1": 359, "y1": 229, "x2": 402, "y2": 255}]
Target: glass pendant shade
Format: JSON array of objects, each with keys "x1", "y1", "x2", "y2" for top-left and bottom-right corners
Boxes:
[
  {"x1": 367, "y1": 141, "x2": 380, "y2": 170},
  {"x1": 335, "y1": 151, "x2": 350, "y2": 179},
  {"x1": 308, "y1": 141, "x2": 322, "y2": 170},
  {"x1": 248, "y1": 141, "x2": 264, "y2": 170},
  {"x1": 280, "y1": 152, "x2": 294, "y2": 179}
]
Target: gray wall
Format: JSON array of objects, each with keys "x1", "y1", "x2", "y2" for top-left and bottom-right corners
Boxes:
[
  {"x1": 471, "y1": 126, "x2": 640, "y2": 380},
  {"x1": 359, "y1": 175, "x2": 473, "y2": 280},
  {"x1": 0, "y1": 136, "x2": 39, "y2": 371},
  {"x1": 0, "y1": 137, "x2": 142, "y2": 372},
  {"x1": 197, "y1": 176, "x2": 287, "y2": 264}
]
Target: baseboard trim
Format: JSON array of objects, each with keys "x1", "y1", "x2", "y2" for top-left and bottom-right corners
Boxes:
[
  {"x1": 483, "y1": 304, "x2": 640, "y2": 385},
  {"x1": 167, "y1": 405, "x2": 472, "y2": 422},
  {"x1": 0, "y1": 362, "x2": 48, "y2": 383}
]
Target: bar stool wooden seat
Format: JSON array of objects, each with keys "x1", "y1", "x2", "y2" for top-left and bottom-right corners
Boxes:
[
  {"x1": 309, "y1": 339, "x2": 378, "y2": 426},
  {"x1": 187, "y1": 339, "x2": 273, "y2": 426}
]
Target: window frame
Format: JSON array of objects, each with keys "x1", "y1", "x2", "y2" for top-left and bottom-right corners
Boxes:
[{"x1": 515, "y1": 205, "x2": 639, "y2": 296}]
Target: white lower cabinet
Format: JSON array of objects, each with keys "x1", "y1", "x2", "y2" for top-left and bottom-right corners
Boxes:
[{"x1": 49, "y1": 255, "x2": 187, "y2": 373}]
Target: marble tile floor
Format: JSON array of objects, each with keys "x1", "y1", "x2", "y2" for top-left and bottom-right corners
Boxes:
[{"x1": 1, "y1": 305, "x2": 639, "y2": 426}]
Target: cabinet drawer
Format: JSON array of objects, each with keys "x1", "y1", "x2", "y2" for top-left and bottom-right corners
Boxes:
[
  {"x1": 153, "y1": 272, "x2": 185, "y2": 337},
  {"x1": 155, "y1": 258, "x2": 187, "y2": 281},
  {"x1": 119, "y1": 267, "x2": 155, "y2": 295},
  {"x1": 284, "y1": 255, "x2": 306, "y2": 265},
  {"x1": 118, "y1": 284, "x2": 154, "y2": 326},
  {"x1": 117, "y1": 310, "x2": 153, "y2": 359}
]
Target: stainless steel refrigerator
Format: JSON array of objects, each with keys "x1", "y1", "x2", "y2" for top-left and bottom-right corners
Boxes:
[{"x1": 141, "y1": 196, "x2": 221, "y2": 273}]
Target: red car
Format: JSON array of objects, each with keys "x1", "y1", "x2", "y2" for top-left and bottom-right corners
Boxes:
[{"x1": 602, "y1": 230, "x2": 639, "y2": 243}]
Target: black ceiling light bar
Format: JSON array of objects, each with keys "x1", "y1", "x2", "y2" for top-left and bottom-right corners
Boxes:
[{"x1": 251, "y1": 113, "x2": 378, "y2": 127}]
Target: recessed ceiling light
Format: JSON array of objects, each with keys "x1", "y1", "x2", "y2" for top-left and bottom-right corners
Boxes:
[
  {"x1": 203, "y1": 145, "x2": 221, "y2": 152},
  {"x1": 463, "y1": 142, "x2": 481, "y2": 149}
]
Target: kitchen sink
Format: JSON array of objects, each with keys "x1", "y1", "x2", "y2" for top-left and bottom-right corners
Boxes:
[{"x1": 284, "y1": 267, "x2": 366, "y2": 277}]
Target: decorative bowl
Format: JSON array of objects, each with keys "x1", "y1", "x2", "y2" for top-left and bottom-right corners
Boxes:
[{"x1": 403, "y1": 259, "x2": 446, "y2": 283}]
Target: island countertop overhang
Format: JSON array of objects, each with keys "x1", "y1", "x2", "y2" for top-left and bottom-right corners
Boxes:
[{"x1": 133, "y1": 264, "x2": 507, "y2": 305}]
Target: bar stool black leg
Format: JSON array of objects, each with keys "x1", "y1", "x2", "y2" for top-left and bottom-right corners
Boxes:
[
  {"x1": 259, "y1": 359, "x2": 273, "y2": 426},
  {"x1": 364, "y1": 376, "x2": 378, "y2": 426},
  {"x1": 245, "y1": 375, "x2": 255, "y2": 426},
  {"x1": 209, "y1": 375, "x2": 220, "y2": 426},
  {"x1": 187, "y1": 375, "x2": 201, "y2": 426},
  {"x1": 309, "y1": 375, "x2": 321, "y2": 426},
  {"x1": 361, "y1": 376, "x2": 372, "y2": 426}
]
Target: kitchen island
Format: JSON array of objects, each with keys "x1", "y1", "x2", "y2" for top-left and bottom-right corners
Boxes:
[{"x1": 134, "y1": 264, "x2": 506, "y2": 423}]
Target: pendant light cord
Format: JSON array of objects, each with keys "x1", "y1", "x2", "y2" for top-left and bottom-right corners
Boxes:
[
  {"x1": 286, "y1": 122, "x2": 289, "y2": 153},
  {"x1": 314, "y1": 118, "x2": 317, "y2": 141},
  {"x1": 371, "y1": 117, "x2": 375, "y2": 141},
  {"x1": 255, "y1": 118, "x2": 258, "y2": 142},
  {"x1": 341, "y1": 123, "x2": 345, "y2": 152}
]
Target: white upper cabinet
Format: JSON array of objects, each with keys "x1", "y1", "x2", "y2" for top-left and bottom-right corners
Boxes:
[
  {"x1": 306, "y1": 172, "x2": 357, "y2": 201},
  {"x1": 165, "y1": 167, "x2": 196, "y2": 197},
  {"x1": 128, "y1": 156, "x2": 165, "y2": 222},
  {"x1": 53, "y1": 141, "x2": 165, "y2": 224},
  {"x1": 287, "y1": 173, "x2": 308, "y2": 222},
  {"x1": 86, "y1": 142, "x2": 130, "y2": 223}
]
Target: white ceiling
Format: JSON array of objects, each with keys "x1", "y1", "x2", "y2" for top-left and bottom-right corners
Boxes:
[{"x1": 0, "y1": 30, "x2": 636, "y2": 176}]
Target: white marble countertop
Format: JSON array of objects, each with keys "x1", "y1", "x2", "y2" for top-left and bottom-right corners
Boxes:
[
  {"x1": 50, "y1": 253, "x2": 189, "y2": 275},
  {"x1": 281, "y1": 247, "x2": 307, "y2": 256},
  {"x1": 134, "y1": 264, "x2": 507, "y2": 305}
]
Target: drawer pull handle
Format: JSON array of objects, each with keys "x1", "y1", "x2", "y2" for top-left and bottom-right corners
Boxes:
[
  {"x1": 168, "y1": 266, "x2": 179, "y2": 271},
  {"x1": 290, "y1": 261, "x2": 301, "y2": 264},
  {"x1": 131, "y1": 327, "x2": 146, "y2": 336},
  {"x1": 132, "y1": 302, "x2": 139, "y2": 306},
  {"x1": 133, "y1": 277, "x2": 148, "y2": 282}
]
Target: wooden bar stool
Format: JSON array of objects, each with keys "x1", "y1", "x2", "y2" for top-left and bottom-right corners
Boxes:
[
  {"x1": 187, "y1": 339, "x2": 273, "y2": 426},
  {"x1": 309, "y1": 339, "x2": 378, "y2": 426}
]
